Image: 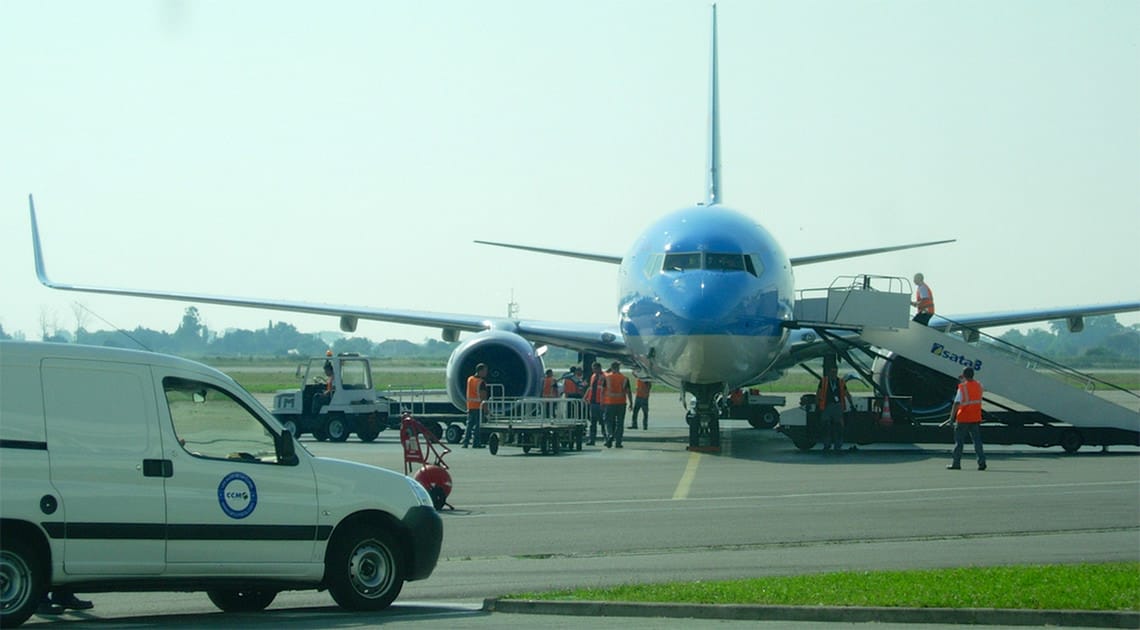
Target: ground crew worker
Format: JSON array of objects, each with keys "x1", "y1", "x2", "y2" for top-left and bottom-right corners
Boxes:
[
  {"x1": 584, "y1": 362, "x2": 607, "y2": 445},
  {"x1": 942, "y1": 367, "x2": 986, "y2": 470},
  {"x1": 604, "y1": 362, "x2": 633, "y2": 448},
  {"x1": 463, "y1": 363, "x2": 489, "y2": 448},
  {"x1": 561, "y1": 366, "x2": 585, "y2": 419},
  {"x1": 912, "y1": 273, "x2": 935, "y2": 325},
  {"x1": 312, "y1": 360, "x2": 336, "y2": 414},
  {"x1": 816, "y1": 365, "x2": 851, "y2": 453},
  {"x1": 631, "y1": 378, "x2": 652, "y2": 430},
  {"x1": 541, "y1": 368, "x2": 559, "y2": 417}
]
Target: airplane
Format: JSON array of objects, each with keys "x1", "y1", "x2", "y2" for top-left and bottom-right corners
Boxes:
[{"x1": 27, "y1": 5, "x2": 1140, "y2": 451}]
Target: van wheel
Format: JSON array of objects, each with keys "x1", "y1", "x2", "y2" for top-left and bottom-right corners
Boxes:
[
  {"x1": 358, "y1": 427, "x2": 380, "y2": 442},
  {"x1": 206, "y1": 588, "x2": 278, "y2": 612},
  {"x1": 326, "y1": 525, "x2": 404, "y2": 611},
  {"x1": 0, "y1": 536, "x2": 44, "y2": 629},
  {"x1": 281, "y1": 419, "x2": 299, "y2": 437},
  {"x1": 326, "y1": 415, "x2": 350, "y2": 442}
]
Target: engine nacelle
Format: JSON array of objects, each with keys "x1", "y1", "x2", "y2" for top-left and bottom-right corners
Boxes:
[
  {"x1": 872, "y1": 352, "x2": 958, "y2": 421},
  {"x1": 445, "y1": 330, "x2": 546, "y2": 411}
]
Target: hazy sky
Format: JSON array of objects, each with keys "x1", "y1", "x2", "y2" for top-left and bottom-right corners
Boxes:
[{"x1": 2, "y1": 1, "x2": 1137, "y2": 343}]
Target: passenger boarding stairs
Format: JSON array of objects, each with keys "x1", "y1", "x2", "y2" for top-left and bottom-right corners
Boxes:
[{"x1": 794, "y1": 275, "x2": 1140, "y2": 433}]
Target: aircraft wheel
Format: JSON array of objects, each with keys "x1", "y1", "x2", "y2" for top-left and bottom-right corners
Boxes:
[
  {"x1": 488, "y1": 433, "x2": 500, "y2": 455},
  {"x1": 1060, "y1": 429, "x2": 1083, "y2": 454}
]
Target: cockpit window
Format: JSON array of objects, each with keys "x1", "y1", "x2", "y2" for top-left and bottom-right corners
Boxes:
[
  {"x1": 663, "y1": 252, "x2": 702, "y2": 272},
  {"x1": 661, "y1": 251, "x2": 760, "y2": 277},
  {"x1": 706, "y1": 253, "x2": 745, "y2": 272}
]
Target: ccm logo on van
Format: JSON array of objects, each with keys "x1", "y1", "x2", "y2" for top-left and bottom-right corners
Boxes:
[
  {"x1": 929, "y1": 343, "x2": 983, "y2": 372},
  {"x1": 217, "y1": 472, "x2": 258, "y2": 519}
]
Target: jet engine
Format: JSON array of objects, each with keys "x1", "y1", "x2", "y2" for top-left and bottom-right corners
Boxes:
[
  {"x1": 444, "y1": 330, "x2": 546, "y2": 410},
  {"x1": 872, "y1": 353, "x2": 958, "y2": 422}
]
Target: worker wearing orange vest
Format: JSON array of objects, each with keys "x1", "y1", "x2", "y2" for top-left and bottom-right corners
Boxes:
[
  {"x1": 815, "y1": 365, "x2": 852, "y2": 453},
  {"x1": 630, "y1": 378, "x2": 652, "y2": 430},
  {"x1": 912, "y1": 273, "x2": 935, "y2": 326},
  {"x1": 584, "y1": 362, "x2": 607, "y2": 445},
  {"x1": 463, "y1": 363, "x2": 489, "y2": 448},
  {"x1": 943, "y1": 366, "x2": 986, "y2": 470},
  {"x1": 541, "y1": 368, "x2": 560, "y2": 418},
  {"x1": 603, "y1": 362, "x2": 633, "y2": 448},
  {"x1": 560, "y1": 366, "x2": 585, "y2": 419}
]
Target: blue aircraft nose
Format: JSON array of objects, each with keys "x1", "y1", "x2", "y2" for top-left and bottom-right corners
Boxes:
[{"x1": 650, "y1": 271, "x2": 758, "y2": 336}]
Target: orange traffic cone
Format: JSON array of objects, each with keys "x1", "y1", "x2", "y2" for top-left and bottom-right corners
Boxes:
[{"x1": 879, "y1": 396, "x2": 894, "y2": 427}]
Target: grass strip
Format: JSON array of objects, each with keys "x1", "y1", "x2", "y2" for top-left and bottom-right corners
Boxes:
[{"x1": 511, "y1": 563, "x2": 1139, "y2": 611}]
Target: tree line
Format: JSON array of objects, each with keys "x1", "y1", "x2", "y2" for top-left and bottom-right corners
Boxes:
[{"x1": 1, "y1": 307, "x2": 1135, "y2": 367}]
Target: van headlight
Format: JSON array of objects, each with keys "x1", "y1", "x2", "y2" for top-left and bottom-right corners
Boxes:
[{"x1": 407, "y1": 477, "x2": 433, "y2": 507}]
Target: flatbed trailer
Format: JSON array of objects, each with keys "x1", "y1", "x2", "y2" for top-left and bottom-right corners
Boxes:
[
  {"x1": 478, "y1": 397, "x2": 587, "y2": 456},
  {"x1": 778, "y1": 395, "x2": 1140, "y2": 453}
]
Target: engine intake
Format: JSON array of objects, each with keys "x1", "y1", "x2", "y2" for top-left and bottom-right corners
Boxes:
[{"x1": 445, "y1": 330, "x2": 545, "y2": 410}]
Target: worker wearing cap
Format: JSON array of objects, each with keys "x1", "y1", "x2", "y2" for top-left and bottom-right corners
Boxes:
[{"x1": 943, "y1": 366, "x2": 986, "y2": 470}]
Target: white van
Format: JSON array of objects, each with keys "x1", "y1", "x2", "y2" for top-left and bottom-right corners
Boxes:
[{"x1": 0, "y1": 341, "x2": 442, "y2": 628}]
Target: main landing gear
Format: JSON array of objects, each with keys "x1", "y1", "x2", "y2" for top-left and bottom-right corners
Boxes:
[{"x1": 685, "y1": 383, "x2": 722, "y2": 453}]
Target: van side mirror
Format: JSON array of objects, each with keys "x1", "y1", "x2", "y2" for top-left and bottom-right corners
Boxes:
[{"x1": 275, "y1": 430, "x2": 298, "y2": 465}]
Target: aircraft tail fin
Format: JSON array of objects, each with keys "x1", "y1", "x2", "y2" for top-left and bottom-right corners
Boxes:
[{"x1": 705, "y1": 3, "x2": 722, "y2": 206}]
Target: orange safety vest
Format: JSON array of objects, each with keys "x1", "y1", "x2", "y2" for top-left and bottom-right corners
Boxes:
[
  {"x1": 542, "y1": 376, "x2": 558, "y2": 398},
  {"x1": 915, "y1": 283, "x2": 935, "y2": 315},
  {"x1": 635, "y1": 379, "x2": 651, "y2": 399},
  {"x1": 585, "y1": 372, "x2": 605, "y2": 404},
  {"x1": 955, "y1": 380, "x2": 983, "y2": 423},
  {"x1": 562, "y1": 375, "x2": 581, "y2": 396},
  {"x1": 604, "y1": 372, "x2": 628, "y2": 405},
  {"x1": 466, "y1": 375, "x2": 485, "y2": 411},
  {"x1": 816, "y1": 376, "x2": 848, "y2": 411}
]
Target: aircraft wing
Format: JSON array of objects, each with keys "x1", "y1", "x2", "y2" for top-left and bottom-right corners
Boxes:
[
  {"x1": 473, "y1": 239, "x2": 958, "y2": 267},
  {"x1": 929, "y1": 303, "x2": 1140, "y2": 332},
  {"x1": 29, "y1": 197, "x2": 629, "y2": 358},
  {"x1": 473, "y1": 240, "x2": 622, "y2": 264}
]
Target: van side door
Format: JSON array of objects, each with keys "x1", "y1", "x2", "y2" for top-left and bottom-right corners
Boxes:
[
  {"x1": 159, "y1": 376, "x2": 321, "y2": 572},
  {"x1": 41, "y1": 359, "x2": 167, "y2": 575}
]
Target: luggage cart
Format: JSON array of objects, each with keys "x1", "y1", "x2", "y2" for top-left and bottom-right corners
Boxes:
[{"x1": 479, "y1": 397, "x2": 587, "y2": 455}]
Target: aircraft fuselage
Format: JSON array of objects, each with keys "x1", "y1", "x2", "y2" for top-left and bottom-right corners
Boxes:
[{"x1": 619, "y1": 205, "x2": 794, "y2": 391}]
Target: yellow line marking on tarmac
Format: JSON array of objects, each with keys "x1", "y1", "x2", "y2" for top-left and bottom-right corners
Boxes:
[{"x1": 672, "y1": 451, "x2": 701, "y2": 500}]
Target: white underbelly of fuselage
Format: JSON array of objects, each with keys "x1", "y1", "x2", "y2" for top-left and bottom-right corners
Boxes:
[{"x1": 631, "y1": 332, "x2": 785, "y2": 389}]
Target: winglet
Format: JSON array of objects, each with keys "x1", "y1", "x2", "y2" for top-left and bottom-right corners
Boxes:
[
  {"x1": 705, "y1": 3, "x2": 722, "y2": 206},
  {"x1": 28, "y1": 194, "x2": 55, "y2": 288}
]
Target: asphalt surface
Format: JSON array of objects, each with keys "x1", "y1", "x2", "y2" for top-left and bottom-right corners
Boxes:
[{"x1": 23, "y1": 392, "x2": 1140, "y2": 628}]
